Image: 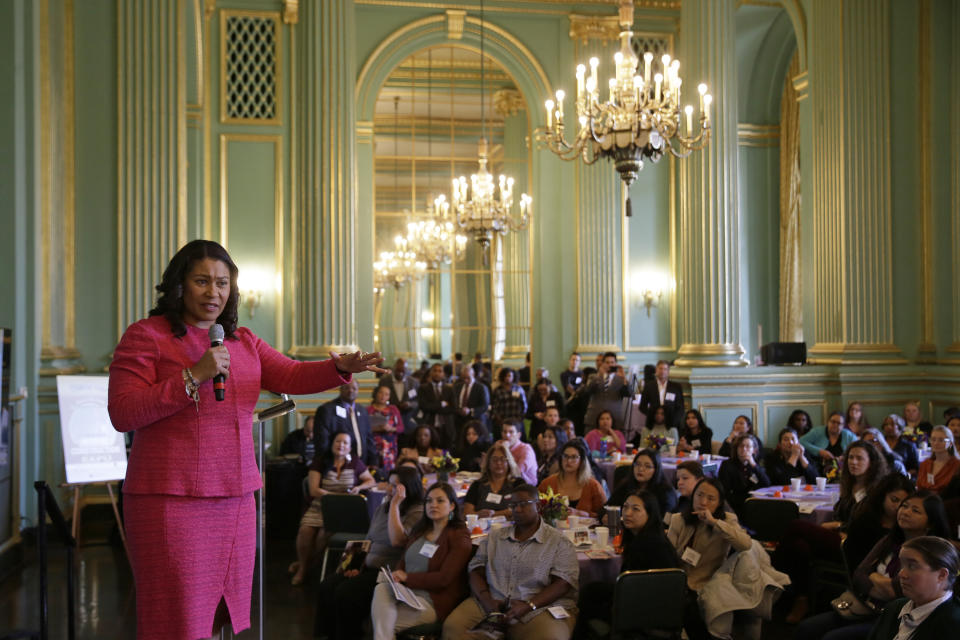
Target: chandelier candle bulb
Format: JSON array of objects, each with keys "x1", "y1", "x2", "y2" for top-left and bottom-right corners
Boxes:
[
  {"x1": 704, "y1": 94, "x2": 712, "y2": 124},
  {"x1": 589, "y1": 57, "x2": 599, "y2": 93},
  {"x1": 644, "y1": 51, "x2": 653, "y2": 86},
  {"x1": 698, "y1": 83, "x2": 707, "y2": 112},
  {"x1": 555, "y1": 90, "x2": 564, "y2": 118},
  {"x1": 545, "y1": 99, "x2": 554, "y2": 128},
  {"x1": 576, "y1": 65, "x2": 585, "y2": 101},
  {"x1": 685, "y1": 105, "x2": 693, "y2": 136},
  {"x1": 654, "y1": 73, "x2": 663, "y2": 103}
]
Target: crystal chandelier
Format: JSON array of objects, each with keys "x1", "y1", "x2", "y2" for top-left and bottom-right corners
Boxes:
[
  {"x1": 373, "y1": 237, "x2": 426, "y2": 292},
  {"x1": 451, "y1": 0, "x2": 531, "y2": 252},
  {"x1": 404, "y1": 195, "x2": 468, "y2": 269},
  {"x1": 537, "y1": 0, "x2": 712, "y2": 217}
]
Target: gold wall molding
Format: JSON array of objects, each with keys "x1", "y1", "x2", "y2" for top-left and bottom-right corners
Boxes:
[
  {"x1": 446, "y1": 9, "x2": 465, "y2": 39},
  {"x1": 951, "y1": 1, "x2": 960, "y2": 350},
  {"x1": 792, "y1": 70, "x2": 809, "y2": 101},
  {"x1": 779, "y1": 51, "x2": 803, "y2": 343},
  {"x1": 283, "y1": 0, "x2": 299, "y2": 24},
  {"x1": 219, "y1": 10, "x2": 282, "y2": 126},
  {"x1": 737, "y1": 123, "x2": 779, "y2": 147},
  {"x1": 918, "y1": 0, "x2": 934, "y2": 353},
  {"x1": 568, "y1": 13, "x2": 620, "y2": 44},
  {"x1": 492, "y1": 88, "x2": 524, "y2": 117}
]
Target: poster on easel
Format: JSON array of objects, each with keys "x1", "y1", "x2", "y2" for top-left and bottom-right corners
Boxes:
[{"x1": 56, "y1": 375, "x2": 127, "y2": 484}]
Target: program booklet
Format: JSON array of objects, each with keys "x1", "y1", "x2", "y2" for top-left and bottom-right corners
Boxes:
[{"x1": 379, "y1": 566, "x2": 425, "y2": 610}]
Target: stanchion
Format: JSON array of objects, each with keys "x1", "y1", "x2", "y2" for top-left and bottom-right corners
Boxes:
[{"x1": 32, "y1": 481, "x2": 77, "y2": 640}]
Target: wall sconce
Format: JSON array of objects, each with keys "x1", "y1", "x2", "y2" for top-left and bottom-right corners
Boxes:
[
  {"x1": 629, "y1": 270, "x2": 672, "y2": 317},
  {"x1": 238, "y1": 268, "x2": 281, "y2": 318}
]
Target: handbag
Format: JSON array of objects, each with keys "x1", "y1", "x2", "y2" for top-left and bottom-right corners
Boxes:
[{"x1": 830, "y1": 590, "x2": 877, "y2": 620}]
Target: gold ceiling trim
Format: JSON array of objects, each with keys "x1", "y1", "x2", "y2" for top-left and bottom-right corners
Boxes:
[
  {"x1": 568, "y1": 13, "x2": 620, "y2": 44},
  {"x1": 282, "y1": 0, "x2": 298, "y2": 24},
  {"x1": 737, "y1": 123, "x2": 780, "y2": 147},
  {"x1": 446, "y1": 9, "x2": 465, "y2": 39},
  {"x1": 493, "y1": 88, "x2": 525, "y2": 116}
]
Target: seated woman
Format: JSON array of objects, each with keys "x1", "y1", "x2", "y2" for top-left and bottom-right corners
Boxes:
[
  {"x1": 666, "y1": 478, "x2": 752, "y2": 640},
  {"x1": 678, "y1": 408, "x2": 714, "y2": 455},
  {"x1": 314, "y1": 466, "x2": 425, "y2": 639},
  {"x1": 636, "y1": 406, "x2": 680, "y2": 451},
  {"x1": 717, "y1": 434, "x2": 770, "y2": 514},
  {"x1": 861, "y1": 428, "x2": 909, "y2": 477},
  {"x1": 606, "y1": 448, "x2": 678, "y2": 519},
  {"x1": 918, "y1": 426, "x2": 960, "y2": 493},
  {"x1": 845, "y1": 401, "x2": 871, "y2": 437},
  {"x1": 454, "y1": 420, "x2": 490, "y2": 473},
  {"x1": 844, "y1": 474, "x2": 916, "y2": 573},
  {"x1": 538, "y1": 440, "x2": 606, "y2": 518},
  {"x1": 800, "y1": 411, "x2": 858, "y2": 472},
  {"x1": 291, "y1": 432, "x2": 375, "y2": 586},
  {"x1": 763, "y1": 427, "x2": 818, "y2": 486},
  {"x1": 535, "y1": 425, "x2": 568, "y2": 484},
  {"x1": 774, "y1": 442, "x2": 889, "y2": 624},
  {"x1": 574, "y1": 490, "x2": 681, "y2": 638},
  {"x1": 675, "y1": 460, "x2": 705, "y2": 513},
  {"x1": 526, "y1": 377, "x2": 565, "y2": 441},
  {"x1": 796, "y1": 491, "x2": 952, "y2": 640},
  {"x1": 370, "y1": 482, "x2": 472, "y2": 640},
  {"x1": 368, "y1": 385, "x2": 405, "y2": 472},
  {"x1": 463, "y1": 441, "x2": 523, "y2": 519},
  {"x1": 400, "y1": 425, "x2": 444, "y2": 474},
  {"x1": 787, "y1": 409, "x2": 814, "y2": 438},
  {"x1": 718, "y1": 414, "x2": 764, "y2": 458},
  {"x1": 867, "y1": 536, "x2": 960, "y2": 640},
  {"x1": 881, "y1": 413, "x2": 920, "y2": 476},
  {"x1": 584, "y1": 409, "x2": 627, "y2": 455}
]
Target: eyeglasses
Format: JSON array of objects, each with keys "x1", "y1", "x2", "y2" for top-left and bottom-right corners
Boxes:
[
  {"x1": 489, "y1": 456, "x2": 508, "y2": 463},
  {"x1": 507, "y1": 499, "x2": 538, "y2": 510},
  {"x1": 562, "y1": 454, "x2": 581, "y2": 461}
]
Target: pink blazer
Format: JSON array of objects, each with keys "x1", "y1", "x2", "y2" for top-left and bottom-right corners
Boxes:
[{"x1": 108, "y1": 316, "x2": 349, "y2": 497}]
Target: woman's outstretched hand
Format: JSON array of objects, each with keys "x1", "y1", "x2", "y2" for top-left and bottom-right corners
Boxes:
[{"x1": 330, "y1": 350, "x2": 389, "y2": 376}]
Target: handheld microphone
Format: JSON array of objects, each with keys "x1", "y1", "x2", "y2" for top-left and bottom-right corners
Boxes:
[{"x1": 209, "y1": 323, "x2": 226, "y2": 401}]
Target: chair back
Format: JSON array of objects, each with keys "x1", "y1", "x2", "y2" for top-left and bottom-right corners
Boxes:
[
  {"x1": 611, "y1": 568, "x2": 686, "y2": 638},
  {"x1": 319, "y1": 493, "x2": 370, "y2": 536},
  {"x1": 740, "y1": 498, "x2": 800, "y2": 542}
]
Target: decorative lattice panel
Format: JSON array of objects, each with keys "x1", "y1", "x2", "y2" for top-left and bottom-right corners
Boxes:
[
  {"x1": 631, "y1": 36, "x2": 672, "y2": 60},
  {"x1": 224, "y1": 14, "x2": 278, "y2": 122}
]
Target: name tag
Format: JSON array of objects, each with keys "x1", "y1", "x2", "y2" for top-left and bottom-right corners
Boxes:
[
  {"x1": 418, "y1": 456, "x2": 430, "y2": 465},
  {"x1": 548, "y1": 606, "x2": 569, "y2": 619},
  {"x1": 854, "y1": 489, "x2": 867, "y2": 502},
  {"x1": 546, "y1": 400, "x2": 556, "y2": 407},
  {"x1": 512, "y1": 391, "x2": 521, "y2": 398},
  {"x1": 927, "y1": 473, "x2": 936, "y2": 485},
  {"x1": 574, "y1": 377, "x2": 582, "y2": 385},
  {"x1": 633, "y1": 394, "x2": 642, "y2": 406},
  {"x1": 665, "y1": 392, "x2": 676, "y2": 402},
  {"x1": 441, "y1": 401, "x2": 448, "y2": 408},
  {"x1": 420, "y1": 542, "x2": 438, "y2": 558},
  {"x1": 336, "y1": 406, "x2": 347, "y2": 418},
  {"x1": 416, "y1": 410, "x2": 424, "y2": 419},
  {"x1": 485, "y1": 492, "x2": 502, "y2": 504},
  {"x1": 408, "y1": 388, "x2": 417, "y2": 399},
  {"x1": 692, "y1": 439, "x2": 701, "y2": 448},
  {"x1": 681, "y1": 547, "x2": 702, "y2": 567},
  {"x1": 749, "y1": 474, "x2": 758, "y2": 484}
]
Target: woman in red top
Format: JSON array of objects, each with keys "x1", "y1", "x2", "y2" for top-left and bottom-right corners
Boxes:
[
  {"x1": 108, "y1": 240, "x2": 384, "y2": 640},
  {"x1": 917, "y1": 425, "x2": 960, "y2": 493}
]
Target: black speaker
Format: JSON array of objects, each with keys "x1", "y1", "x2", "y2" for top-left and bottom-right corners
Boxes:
[{"x1": 761, "y1": 342, "x2": 807, "y2": 365}]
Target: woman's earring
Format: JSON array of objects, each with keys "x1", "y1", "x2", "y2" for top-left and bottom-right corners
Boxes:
[{"x1": 175, "y1": 284, "x2": 183, "y2": 299}]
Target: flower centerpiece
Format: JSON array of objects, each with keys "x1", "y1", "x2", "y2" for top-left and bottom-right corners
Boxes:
[
  {"x1": 431, "y1": 451, "x2": 460, "y2": 483},
  {"x1": 902, "y1": 427, "x2": 928, "y2": 448},
  {"x1": 823, "y1": 458, "x2": 841, "y2": 483},
  {"x1": 646, "y1": 434, "x2": 667, "y2": 452},
  {"x1": 538, "y1": 486, "x2": 569, "y2": 527}
]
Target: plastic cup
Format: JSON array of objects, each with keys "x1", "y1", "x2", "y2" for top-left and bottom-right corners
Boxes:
[
  {"x1": 611, "y1": 451, "x2": 622, "y2": 462},
  {"x1": 791, "y1": 478, "x2": 803, "y2": 492},
  {"x1": 466, "y1": 514, "x2": 479, "y2": 528},
  {"x1": 595, "y1": 526, "x2": 609, "y2": 548},
  {"x1": 816, "y1": 476, "x2": 827, "y2": 491},
  {"x1": 701, "y1": 453, "x2": 711, "y2": 463},
  {"x1": 689, "y1": 450, "x2": 699, "y2": 460}
]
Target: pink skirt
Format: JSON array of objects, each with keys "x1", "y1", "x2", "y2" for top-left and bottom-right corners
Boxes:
[{"x1": 124, "y1": 493, "x2": 255, "y2": 639}]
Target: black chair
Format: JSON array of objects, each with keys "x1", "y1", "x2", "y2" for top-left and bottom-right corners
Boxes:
[
  {"x1": 397, "y1": 622, "x2": 443, "y2": 640},
  {"x1": 740, "y1": 498, "x2": 800, "y2": 549},
  {"x1": 610, "y1": 568, "x2": 687, "y2": 639},
  {"x1": 319, "y1": 493, "x2": 370, "y2": 579}
]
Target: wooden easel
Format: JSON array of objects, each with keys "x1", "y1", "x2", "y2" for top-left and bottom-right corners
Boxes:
[{"x1": 60, "y1": 480, "x2": 131, "y2": 565}]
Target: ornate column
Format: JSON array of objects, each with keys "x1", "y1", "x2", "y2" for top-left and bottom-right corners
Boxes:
[
  {"x1": 290, "y1": 0, "x2": 358, "y2": 356},
  {"x1": 675, "y1": 0, "x2": 746, "y2": 367},
  {"x1": 950, "y1": 1, "x2": 960, "y2": 355},
  {"x1": 569, "y1": 14, "x2": 623, "y2": 353},
  {"x1": 806, "y1": 0, "x2": 901, "y2": 363}
]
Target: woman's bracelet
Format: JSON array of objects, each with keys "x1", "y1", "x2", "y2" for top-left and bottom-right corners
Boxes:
[{"x1": 182, "y1": 368, "x2": 200, "y2": 412}]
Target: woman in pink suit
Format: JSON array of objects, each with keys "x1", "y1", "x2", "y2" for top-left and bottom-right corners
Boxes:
[{"x1": 108, "y1": 240, "x2": 384, "y2": 639}]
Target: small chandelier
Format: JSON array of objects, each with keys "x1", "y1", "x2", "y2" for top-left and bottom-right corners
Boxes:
[
  {"x1": 537, "y1": 0, "x2": 712, "y2": 217},
  {"x1": 373, "y1": 238, "x2": 426, "y2": 293},
  {"x1": 452, "y1": 0, "x2": 531, "y2": 252},
  {"x1": 405, "y1": 195, "x2": 468, "y2": 268}
]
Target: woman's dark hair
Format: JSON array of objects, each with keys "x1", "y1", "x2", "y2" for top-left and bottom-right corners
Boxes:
[
  {"x1": 596, "y1": 409, "x2": 615, "y2": 426},
  {"x1": 845, "y1": 401, "x2": 871, "y2": 430},
  {"x1": 389, "y1": 466, "x2": 425, "y2": 515},
  {"x1": 776, "y1": 428, "x2": 799, "y2": 457},
  {"x1": 623, "y1": 490, "x2": 665, "y2": 537},
  {"x1": 840, "y1": 441, "x2": 888, "y2": 500},
  {"x1": 536, "y1": 378, "x2": 554, "y2": 392},
  {"x1": 890, "y1": 491, "x2": 952, "y2": 544},
  {"x1": 537, "y1": 426, "x2": 569, "y2": 463},
  {"x1": 732, "y1": 434, "x2": 759, "y2": 460},
  {"x1": 787, "y1": 409, "x2": 813, "y2": 435},
  {"x1": 624, "y1": 449, "x2": 666, "y2": 491},
  {"x1": 734, "y1": 415, "x2": 754, "y2": 434},
  {"x1": 457, "y1": 419, "x2": 490, "y2": 452},
  {"x1": 498, "y1": 367, "x2": 515, "y2": 384},
  {"x1": 675, "y1": 460, "x2": 705, "y2": 480},
  {"x1": 412, "y1": 425, "x2": 441, "y2": 452},
  {"x1": 409, "y1": 482, "x2": 465, "y2": 539},
  {"x1": 682, "y1": 477, "x2": 728, "y2": 525},
  {"x1": 316, "y1": 431, "x2": 353, "y2": 473},
  {"x1": 149, "y1": 240, "x2": 240, "y2": 338},
  {"x1": 901, "y1": 536, "x2": 960, "y2": 592},
  {"x1": 560, "y1": 439, "x2": 593, "y2": 485},
  {"x1": 684, "y1": 409, "x2": 708, "y2": 434},
  {"x1": 854, "y1": 472, "x2": 915, "y2": 530}
]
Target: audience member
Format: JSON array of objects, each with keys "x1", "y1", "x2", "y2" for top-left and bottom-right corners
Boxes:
[
  {"x1": 291, "y1": 432, "x2": 375, "y2": 586},
  {"x1": 314, "y1": 380, "x2": 378, "y2": 466},
  {"x1": 501, "y1": 419, "x2": 538, "y2": 486},
  {"x1": 639, "y1": 359, "x2": 685, "y2": 431},
  {"x1": 583, "y1": 409, "x2": 627, "y2": 455},
  {"x1": 378, "y1": 358, "x2": 420, "y2": 433},
  {"x1": 675, "y1": 460, "x2": 706, "y2": 512},
  {"x1": 903, "y1": 401, "x2": 934, "y2": 437},
  {"x1": 490, "y1": 367, "x2": 527, "y2": 439},
  {"x1": 667, "y1": 478, "x2": 752, "y2": 640},
  {"x1": 881, "y1": 413, "x2": 920, "y2": 476},
  {"x1": 787, "y1": 409, "x2": 814, "y2": 437},
  {"x1": 947, "y1": 414, "x2": 960, "y2": 447},
  {"x1": 418, "y1": 363, "x2": 457, "y2": 449},
  {"x1": 535, "y1": 425, "x2": 568, "y2": 484},
  {"x1": 314, "y1": 467, "x2": 424, "y2": 639},
  {"x1": 718, "y1": 434, "x2": 770, "y2": 514},
  {"x1": 718, "y1": 414, "x2": 763, "y2": 458},
  {"x1": 862, "y1": 428, "x2": 909, "y2": 477},
  {"x1": 561, "y1": 352, "x2": 585, "y2": 399},
  {"x1": 463, "y1": 441, "x2": 524, "y2": 518},
  {"x1": 846, "y1": 401, "x2": 871, "y2": 436},
  {"x1": 583, "y1": 352, "x2": 630, "y2": 430},
  {"x1": 764, "y1": 428, "x2": 818, "y2": 486},
  {"x1": 844, "y1": 474, "x2": 916, "y2": 573},
  {"x1": 866, "y1": 536, "x2": 960, "y2": 640},
  {"x1": 370, "y1": 482, "x2": 472, "y2": 639},
  {"x1": 454, "y1": 420, "x2": 490, "y2": 473},
  {"x1": 538, "y1": 440, "x2": 606, "y2": 518},
  {"x1": 367, "y1": 385, "x2": 404, "y2": 472},
  {"x1": 678, "y1": 409, "x2": 714, "y2": 455},
  {"x1": 558, "y1": 418, "x2": 577, "y2": 442},
  {"x1": 279, "y1": 415, "x2": 316, "y2": 465},
  {"x1": 452, "y1": 364, "x2": 490, "y2": 435},
  {"x1": 799, "y1": 411, "x2": 856, "y2": 468},
  {"x1": 917, "y1": 426, "x2": 960, "y2": 493},
  {"x1": 517, "y1": 352, "x2": 532, "y2": 393},
  {"x1": 606, "y1": 448, "x2": 678, "y2": 518},
  {"x1": 442, "y1": 484, "x2": 580, "y2": 640},
  {"x1": 413, "y1": 360, "x2": 431, "y2": 383},
  {"x1": 527, "y1": 377, "x2": 565, "y2": 440},
  {"x1": 636, "y1": 406, "x2": 680, "y2": 451},
  {"x1": 400, "y1": 425, "x2": 444, "y2": 474}
]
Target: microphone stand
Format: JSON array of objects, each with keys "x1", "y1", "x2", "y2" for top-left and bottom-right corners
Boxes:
[{"x1": 240, "y1": 394, "x2": 297, "y2": 640}]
